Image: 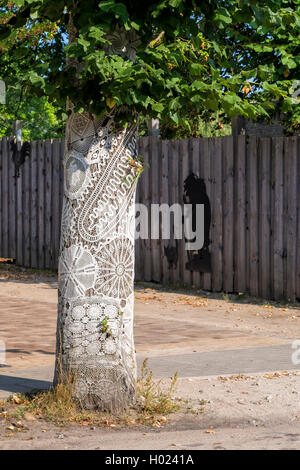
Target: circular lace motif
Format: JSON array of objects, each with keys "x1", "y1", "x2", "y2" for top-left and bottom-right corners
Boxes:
[
  {"x1": 95, "y1": 237, "x2": 134, "y2": 299},
  {"x1": 72, "y1": 305, "x2": 85, "y2": 321},
  {"x1": 103, "y1": 338, "x2": 117, "y2": 355},
  {"x1": 104, "y1": 304, "x2": 118, "y2": 316},
  {"x1": 87, "y1": 304, "x2": 102, "y2": 320},
  {"x1": 59, "y1": 246, "x2": 96, "y2": 299}
]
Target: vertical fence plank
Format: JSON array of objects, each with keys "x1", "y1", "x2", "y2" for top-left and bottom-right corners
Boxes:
[
  {"x1": 223, "y1": 136, "x2": 234, "y2": 293},
  {"x1": 161, "y1": 139, "x2": 170, "y2": 284},
  {"x1": 59, "y1": 139, "x2": 64, "y2": 233},
  {"x1": 177, "y1": 140, "x2": 184, "y2": 284},
  {"x1": 273, "y1": 137, "x2": 284, "y2": 300},
  {"x1": 51, "y1": 139, "x2": 61, "y2": 270},
  {"x1": 30, "y1": 141, "x2": 38, "y2": 268},
  {"x1": 285, "y1": 137, "x2": 297, "y2": 302},
  {"x1": 211, "y1": 138, "x2": 223, "y2": 292},
  {"x1": 57, "y1": 138, "x2": 64, "y2": 265},
  {"x1": 136, "y1": 137, "x2": 145, "y2": 281},
  {"x1": 190, "y1": 138, "x2": 201, "y2": 289},
  {"x1": 269, "y1": 140, "x2": 275, "y2": 300},
  {"x1": 259, "y1": 138, "x2": 271, "y2": 299},
  {"x1": 234, "y1": 136, "x2": 247, "y2": 293},
  {"x1": 140, "y1": 137, "x2": 151, "y2": 281},
  {"x1": 1, "y1": 139, "x2": 9, "y2": 257},
  {"x1": 8, "y1": 140, "x2": 16, "y2": 259},
  {"x1": 37, "y1": 140, "x2": 45, "y2": 269},
  {"x1": 45, "y1": 140, "x2": 52, "y2": 269},
  {"x1": 169, "y1": 140, "x2": 180, "y2": 284},
  {"x1": 181, "y1": 139, "x2": 192, "y2": 286},
  {"x1": 150, "y1": 136, "x2": 161, "y2": 282},
  {"x1": 16, "y1": 162, "x2": 23, "y2": 265},
  {"x1": 202, "y1": 138, "x2": 212, "y2": 291},
  {"x1": 247, "y1": 137, "x2": 259, "y2": 297},
  {"x1": 22, "y1": 149, "x2": 31, "y2": 267},
  {"x1": 297, "y1": 137, "x2": 300, "y2": 301}
]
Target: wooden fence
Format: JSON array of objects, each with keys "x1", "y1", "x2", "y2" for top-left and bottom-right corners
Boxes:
[{"x1": 0, "y1": 135, "x2": 300, "y2": 301}]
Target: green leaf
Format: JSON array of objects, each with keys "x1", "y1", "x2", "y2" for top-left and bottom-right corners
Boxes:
[
  {"x1": 281, "y1": 55, "x2": 297, "y2": 69},
  {"x1": 78, "y1": 37, "x2": 91, "y2": 52},
  {"x1": 192, "y1": 81, "x2": 207, "y2": 91},
  {"x1": 170, "y1": 112, "x2": 179, "y2": 124},
  {"x1": 190, "y1": 63, "x2": 205, "y2": 76},
  {"x1": 98, "y1": 1, "x2": 129, "y2": 22},
  {"x1": 169, "y1": 0, "x2": 182, "y2": 7},
  {"x1": 151, "y1": 102, "x2": 164, "y2": 112},
  {"x1": 88, "y1": 27, "x2": 106, "y2": 42},
  {"x1": 215, "y1": 7, "x2": 232, "y2": 26}
]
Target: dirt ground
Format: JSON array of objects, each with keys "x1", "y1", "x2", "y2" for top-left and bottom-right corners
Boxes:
[
  {"x1": 1, "y1": 265, "x2": 300, "y2": 449},
  {"x1": 1, "y1": 372, "x2": 300, "y2": 450}
]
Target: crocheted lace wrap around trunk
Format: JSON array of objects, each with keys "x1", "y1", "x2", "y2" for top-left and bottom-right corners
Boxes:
[{"x1": 54, "y1": 110, "x2": 139, "y2": 411}]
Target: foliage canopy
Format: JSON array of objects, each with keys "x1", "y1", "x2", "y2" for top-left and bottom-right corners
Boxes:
[{"x1": 0, "y1": 0, "x2": 299, "y2": 136}]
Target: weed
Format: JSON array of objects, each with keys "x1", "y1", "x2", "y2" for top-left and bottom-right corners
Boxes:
[{"x1": 136, "y1": 359, "x2": 179, "y2": 423}]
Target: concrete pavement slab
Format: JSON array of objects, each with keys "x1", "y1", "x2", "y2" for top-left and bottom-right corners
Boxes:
[{"x1": 1, "y1": 343, "x2": 298, "y2": 398}]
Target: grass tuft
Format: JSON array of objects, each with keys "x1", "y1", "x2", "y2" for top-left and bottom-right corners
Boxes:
[
  {"x1": 0, "y1": 361, "x2": 180, "y2": 428},
  {"x1": 136, "y1": 359, "x2": 179, "y2": 423}
]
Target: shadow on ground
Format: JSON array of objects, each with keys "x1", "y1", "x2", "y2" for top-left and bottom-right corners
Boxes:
[
  {"x1": 0, "y1": 375, "x2": 51, "y2": 394},
  {"x1": 134, "y1": 281, "x2": 300, "y2": 311}
]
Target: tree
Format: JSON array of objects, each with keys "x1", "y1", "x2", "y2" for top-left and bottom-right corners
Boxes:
[
  {"x1": 2, "y1": 0, "x2": 299, "y2": 411},
  {"x1": 0, "y1": 3, "x2": 65, "y2": 138},
  {"x1": 0, "y1": 92, "x2": 64, "y2": 140}
]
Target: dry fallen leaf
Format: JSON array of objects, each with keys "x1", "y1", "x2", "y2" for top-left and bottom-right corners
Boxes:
[
  {"x1": 264, "y1": 371, "x2": 292, "y2": 379},
  {"x1": 152, "y1": 421, "x2": 161, "y2": 428},
  {"x1": 218, "y1": 374, "x2": 250, "y2": 382},
  {"x1": 11, "y1": 395, "x2": 22, "y2": 404}
]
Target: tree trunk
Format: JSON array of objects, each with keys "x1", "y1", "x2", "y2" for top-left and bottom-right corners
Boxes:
[{"x1": 54, "y1": 109, "x2": 139, "y2": 411}]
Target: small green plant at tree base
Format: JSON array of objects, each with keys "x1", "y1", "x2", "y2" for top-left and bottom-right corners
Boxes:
[{"x1": 136, "y1": 359, "x2": 179, "y2": 421}]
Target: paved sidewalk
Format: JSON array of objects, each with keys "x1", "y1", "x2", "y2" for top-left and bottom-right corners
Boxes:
[{"x1": 0, "y1": 278, "x2": 299, "y2": 397}]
